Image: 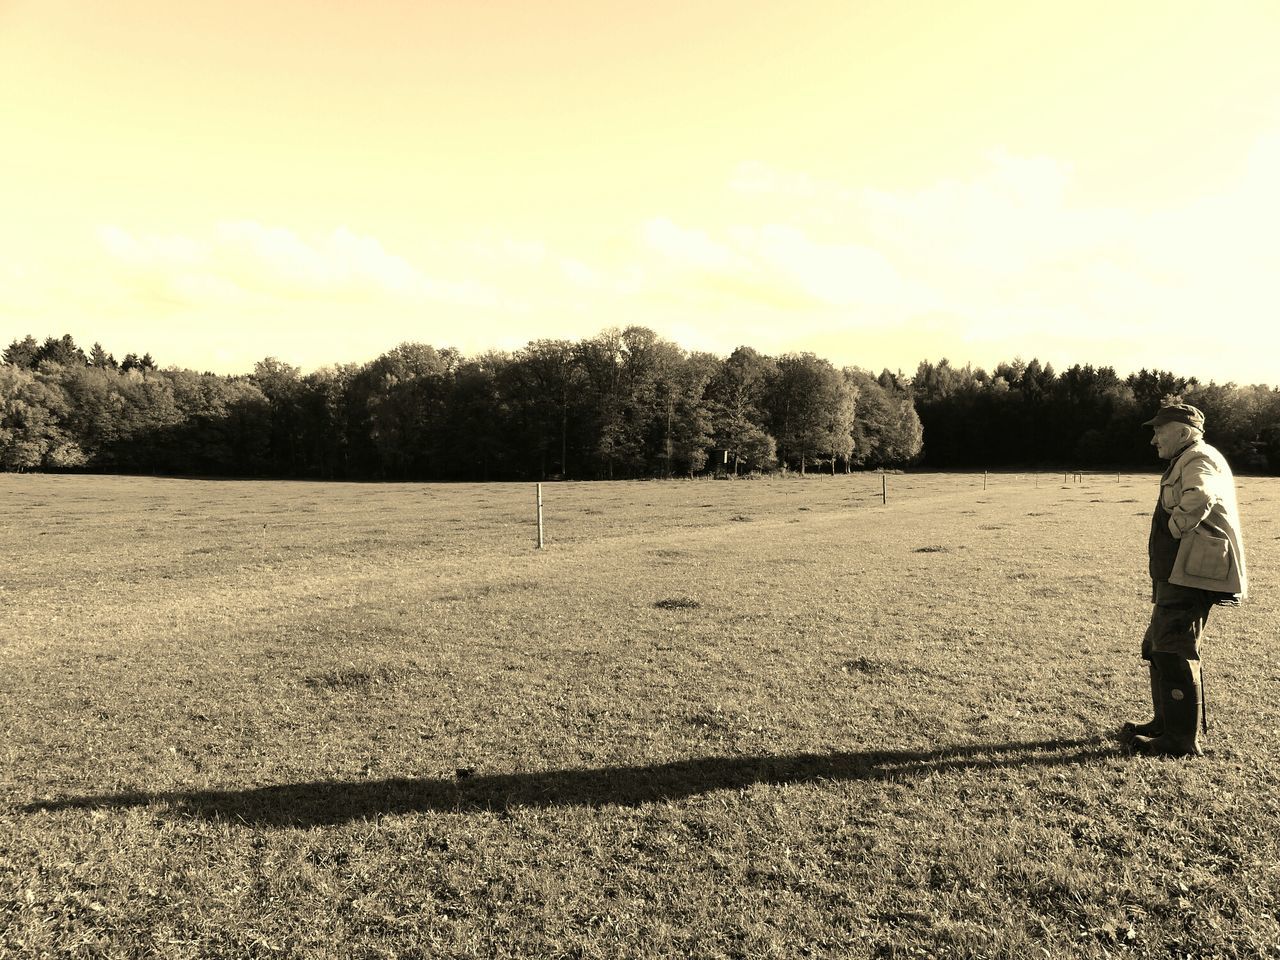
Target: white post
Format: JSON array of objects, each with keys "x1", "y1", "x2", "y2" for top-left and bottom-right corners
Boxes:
[{"x1": 536, "y1": 483, "x2": 544, "y2": 549}]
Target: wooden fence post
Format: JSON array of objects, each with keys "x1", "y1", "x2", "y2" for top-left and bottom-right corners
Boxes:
[{"x1": 536, "y1": 483, "x2": 544, "y2": 549}]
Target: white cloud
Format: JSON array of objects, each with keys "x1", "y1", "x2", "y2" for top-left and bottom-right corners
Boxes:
[
  {"x1": 618, "y1": 145, "x2": 1280, "y2": 381},
  {"x1": 741, "y1": 148, "x2": 1280, "y2": 357},
  {"x1": 465, "y1": 235, "x2": 548, "y2": 266},
  {"x1": 12, "y1": 135, "x2": 1280, "y2": 383},
  {"x1": 728, "y1": 160, "x2": 857, "y2": 205},
  {"x1": 97, "y1": 222, "x2": 500, "y2": 309},
  {"x1": 558, "y1": 257, "x2": 603, "y2": 289},
  {"x1": 859, "y1": 153, "x2": 1101, "y2": 278},
  {"x1": 643, "y1": 217, "x2": 744, "y2": 273},
  {"x1": 638, "y1": 214, "x2": 934, "y2": 316},
  {"x1": 731, "y1": 225, "x2": 932, "y2": 310}
]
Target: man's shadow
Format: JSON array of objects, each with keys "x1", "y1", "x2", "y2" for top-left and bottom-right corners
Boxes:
[{"x1": 23, "y1": 736, "x2": 1117, "y2": 828}]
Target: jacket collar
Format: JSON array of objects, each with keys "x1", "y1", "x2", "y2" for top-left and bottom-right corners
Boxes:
[{"x1": 1161, "y1": 439, "x2": 1204, "y2": 480}]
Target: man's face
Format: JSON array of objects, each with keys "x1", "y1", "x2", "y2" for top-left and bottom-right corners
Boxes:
[{"x1": 1151, "y1": 421, "x2": 1187, "y2": 459}]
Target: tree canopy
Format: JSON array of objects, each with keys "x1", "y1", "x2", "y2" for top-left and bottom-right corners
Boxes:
[{"x1": 5, "y1": 331, "x2": 1274, "y2": 479}]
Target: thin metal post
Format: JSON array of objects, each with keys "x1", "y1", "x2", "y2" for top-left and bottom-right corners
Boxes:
[
  {"x1": 536, "y1": 483, "x2": 544, "y2": 549},
  {"x1": 983, "y1": 470, "x2": 987, "y2": 490},
  {"x1": 881, "y1": 470, "x2": 887, "y2": 505}
]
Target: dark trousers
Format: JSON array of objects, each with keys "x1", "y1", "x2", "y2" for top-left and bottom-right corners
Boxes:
[{"x1": 1141, "y1": 581, "x2": 1215, "y2": 661}]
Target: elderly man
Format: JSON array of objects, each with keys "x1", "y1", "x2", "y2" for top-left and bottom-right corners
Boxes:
[{"x1": 1124, "y1": 403, "x2": 1247, "y2": 757}]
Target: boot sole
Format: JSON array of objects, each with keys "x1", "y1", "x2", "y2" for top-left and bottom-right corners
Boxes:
[{"x1": 1128, "y1": 735, "x2": 1203, "y2": 757}]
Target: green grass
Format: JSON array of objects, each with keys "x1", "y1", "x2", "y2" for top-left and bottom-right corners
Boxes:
[{"x1": 2, "y1": 471, "x2": 1279, "y2": 959}]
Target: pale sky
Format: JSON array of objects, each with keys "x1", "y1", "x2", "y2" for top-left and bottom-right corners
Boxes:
[{"x1": 3, "y1": 0, "x2": 1279, "y2": 383}]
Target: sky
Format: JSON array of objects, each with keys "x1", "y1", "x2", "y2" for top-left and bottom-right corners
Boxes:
[{"x1": 2, "y1": 0, "x2": 1279, "y2": 384}]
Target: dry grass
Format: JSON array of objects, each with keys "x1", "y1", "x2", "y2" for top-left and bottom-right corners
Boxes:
[{"x1": 2, "y1": 471, "x2": 1279, "y2": 958}]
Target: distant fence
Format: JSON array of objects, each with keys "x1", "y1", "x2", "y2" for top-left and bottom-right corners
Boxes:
[{"x1": 526, "y1": 471, "x2": 1148, "y2": 546}]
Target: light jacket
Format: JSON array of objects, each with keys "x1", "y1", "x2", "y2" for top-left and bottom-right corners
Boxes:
[{"x1": 1162, "y1": 440, "x2": 1248, "y2": 598}]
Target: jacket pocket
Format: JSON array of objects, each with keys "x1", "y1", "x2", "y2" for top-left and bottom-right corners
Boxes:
[
  {"x1": 1185, "y1": 528, "x2": 1230, "y2": 580},
  {"x1": 1160, "y1": 478, "x2": 1179, "y2": 510}
]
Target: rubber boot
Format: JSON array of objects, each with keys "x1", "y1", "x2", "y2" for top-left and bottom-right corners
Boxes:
[
  {"x1": 1131, "y1": 655, "x2": 1202, "y2": 757},
  {"x1": 1121, "y1": 662, "x2": 1163, "y2": 740}
]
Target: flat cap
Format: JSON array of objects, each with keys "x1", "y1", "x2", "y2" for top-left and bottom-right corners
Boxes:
[{"x1": 1143, "y1": 402, "x2": 1205, "y2": 430}]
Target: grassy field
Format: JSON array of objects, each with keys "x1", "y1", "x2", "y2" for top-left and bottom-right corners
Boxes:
[{"x1": 2, "y1": 470, "x2": 1279, "y2": 959}]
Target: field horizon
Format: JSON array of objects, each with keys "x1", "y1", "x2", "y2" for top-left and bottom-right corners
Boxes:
[{"x1": 3, "y1": 471, "x2": 1278, "y2": 958}]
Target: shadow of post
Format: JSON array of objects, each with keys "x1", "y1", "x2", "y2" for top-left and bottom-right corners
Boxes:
[{"x1": 22, "y1": 736, "x2": 1118, "y2": 828}]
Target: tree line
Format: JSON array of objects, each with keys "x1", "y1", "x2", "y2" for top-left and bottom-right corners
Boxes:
[
  {"x1": 911, "y1": 358, "x2": 1280, "y2": 471},
  {"x1": 0, "y1": 329, "x2": 920, "y2": 479},
  {"x1": 4, "y1": 331, "x2": 1278, "y2": 479}
]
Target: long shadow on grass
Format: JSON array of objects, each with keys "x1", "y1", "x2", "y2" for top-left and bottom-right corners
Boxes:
[{"x1": 23, "y1": 736, "x2": 1117, "y2": 827}]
